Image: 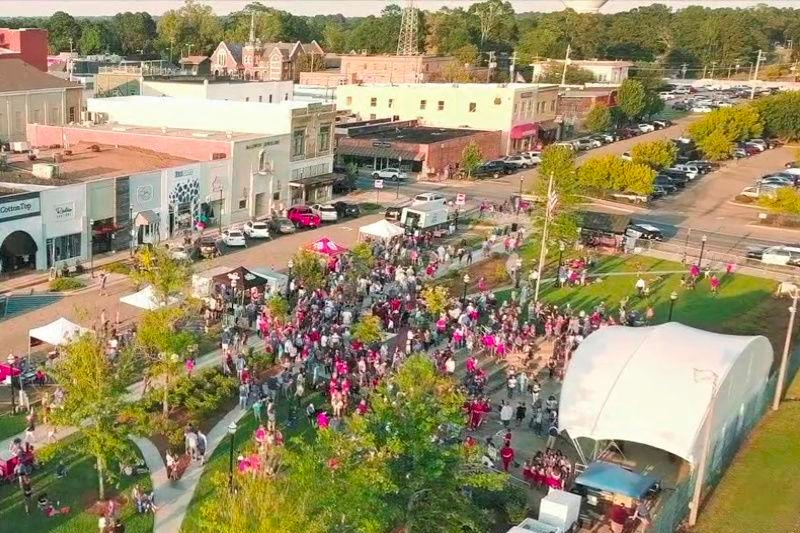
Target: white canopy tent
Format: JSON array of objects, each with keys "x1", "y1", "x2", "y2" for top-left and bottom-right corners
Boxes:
[
  {"x1": 358, "y1": 219, "x2": 405, "y2": 242},
  {"x1": 558, "y1": 323, "x2": 772, "y2": 465},
  {"x1": 120, "y1": 285, "x2": 179, "y2": 310},
  {"x1": 29, "y1": 317, "x2": 90, "y2": 347}
]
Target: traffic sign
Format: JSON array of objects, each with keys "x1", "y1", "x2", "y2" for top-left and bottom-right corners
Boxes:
[
  {"x1": 374, "y1": 179, "x2": 384, "y2": 189},
  {"x1": 455, "y1": 193, "x2": 466, "y2": 206}
]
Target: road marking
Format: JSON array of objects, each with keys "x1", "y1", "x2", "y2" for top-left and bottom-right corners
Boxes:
[{"x1": 340, "y1": 226, "x2": 353, "y2": 231}]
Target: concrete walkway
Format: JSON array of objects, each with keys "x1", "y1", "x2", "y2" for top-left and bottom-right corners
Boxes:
[{"x1": 131, "y1": 405, "x2": 248, "y2": 533}]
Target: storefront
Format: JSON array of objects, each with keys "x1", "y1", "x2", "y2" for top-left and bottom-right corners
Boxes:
[
  {"x1": 41, "y1": 184, "x2": 87, "y2": 269},
  {"x1": 336, "y1": 142, "x2": 424, "y2": 173},
  {"x1": 0, "y1": 192, "x2": 45, "y2": 274},
  {"x1": 86, "y1": 179, "x2": 118, "y2": 255},
  {"x1": 130, "y1": 171, "x2": 162, "y2": 245},
  {"x1": 163, "y1": 163, "x2": 209, "y2": 238},
  {"x1": 289, "y1": 174, "x2": 336, "y2": 205}
]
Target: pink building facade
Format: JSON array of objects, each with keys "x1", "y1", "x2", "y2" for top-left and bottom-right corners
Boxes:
[{"x1": 0, "y1": 28, "x2": 48, "y2": 72}]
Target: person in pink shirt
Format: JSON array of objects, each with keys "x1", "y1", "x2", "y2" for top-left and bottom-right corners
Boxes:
[
  {"x1": 317, "y1": 411, "x2": 330, "y2": 429},
  {"x1": 710, "y1": 274, "x2": 720, "y2": 294}
]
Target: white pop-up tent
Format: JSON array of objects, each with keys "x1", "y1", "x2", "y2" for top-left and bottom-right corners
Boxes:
[
  {"x1": 120, "y1": 285, "x2": 179, "y2": 310},
  {"x1": 29, "y1": 317, "x2": 90, "y2": 347},
  {"x1": 358, "y1": 219, "x2": 405, "y2": 242},
  {"x1": 558, "y1": 322, "x2": 772, "y2": 465}
]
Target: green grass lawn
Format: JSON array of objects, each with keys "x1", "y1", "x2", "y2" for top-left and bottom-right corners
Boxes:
[
  {"x1": 0, "y1": 439, "x2": 153, "y2": 533},
  {"x1": 694, "y1": 380, "x2": 800, "y2": 533},
  {"x1": 0, "y1": 412, "x2": 26, "y2": 442},
  {"x1": 180, "y1": 394, "x2": 319, "y2": 532}
]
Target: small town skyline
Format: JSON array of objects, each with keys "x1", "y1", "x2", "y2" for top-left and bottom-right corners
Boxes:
[{"x1": 0, "y1": 0, "x2": 794, "y2": 17}]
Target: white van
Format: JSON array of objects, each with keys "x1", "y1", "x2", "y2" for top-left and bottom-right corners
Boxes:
[
  {"x1": 761, "y1": 245, "x2": 800, "y2": 266},
  {"x1": 412, "y1": 192, "x2": 447, "y2": 207}
]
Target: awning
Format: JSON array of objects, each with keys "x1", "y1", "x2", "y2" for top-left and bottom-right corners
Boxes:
[
  {"x1": 290, "y1": 173, "x2": 337, "y2": 187},
  {"x1": 1, "y1": 231, "x2": 38, "y2": 256},
  {"x1": 510, "y1": 123, "x2": 540, "y2": 140},
  {"x1": 337, "y1": 144, "x2": 423, "y2": 161},
  {"x1": 135, "y1": 210, "x2": 157, "y2": 226}
]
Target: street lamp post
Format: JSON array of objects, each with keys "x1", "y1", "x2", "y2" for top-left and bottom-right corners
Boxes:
[
  {"x1": 129, "y1": 206, "x2": 135, "y2": 257},
  {"x1": 773, "y1": 290, "x2": 799, "y2": 411},
  {"x1": 558, "y1": 241, "x2": 566, "y2": 268},
  {"x1": 516, "y1": 177, "x2": 524, "y2": 219},
  {"x1": 698, "y1": 235, "x2": 708, "y2": 268},
  {"x1": 668, "y1": 291, "x2": 678, "y2": 321},
  {"x1": 89, "y1": 218, "x2": 94, "y2": 277},
  {"x1": 396, "y1": 157, "x2": 402, "y2": 199},
  {"x1": 227, "y1": 421, "x2": 237, "y2": 490},
  {"x1": 288, "y1": 258, "x2": 294, "y2": 277},
  {"x1": 462, "y1": 273, "x2": 470, "y2": 301}
]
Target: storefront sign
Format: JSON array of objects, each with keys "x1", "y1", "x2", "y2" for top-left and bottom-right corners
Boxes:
[
  {"x1": 53, "y1": 202, "x2": 75, "y2": 220},
  {"x1": 372, "y1": 141, "x2": 392, "y2": 148},
  {"x1": 0, "y1": 195, "x2": 40, "y2": 221},
  {"x1": 136, "y1": 185, "x2": 154, "y2": 204},
  {"x1": 520, "y1": 92, "x2": 533, "y2": 99},
  {"x1": 245, "y1": 139, "x2": 280, "y2": 150}
]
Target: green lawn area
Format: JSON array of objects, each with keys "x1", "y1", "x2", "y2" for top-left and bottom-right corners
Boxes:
[
  {"x1": 0, "y1": 438, "x2": 153, "y2": 533},
  {"x1": 0, "y1": 412, "x2": 26, "y2": 442},
  {"x1": 180, "y1": 394, "x2": 319, "y2": 532},
  {"x1": 694, "y1": 375, "x2": 800, "y2": 533}
]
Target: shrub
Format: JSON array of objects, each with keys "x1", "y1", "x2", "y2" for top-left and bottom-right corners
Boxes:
[
  {"x1": 105, "y1": 261, "x2": 132, "y2": 275},
  {"x1": 49, "y1": 277, "x2": 86, "y2": 292}
]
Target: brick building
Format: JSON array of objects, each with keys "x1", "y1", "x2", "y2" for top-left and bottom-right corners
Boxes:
[
  {"x1": 299, "y1": 54, "x2": 458, "y2": 87},
  {"x1": 0, "y1": 28, "x2": 48, "y2": 71},
  {"x1": 557, "y1": 87, "x2": 618, "y2": 131}
]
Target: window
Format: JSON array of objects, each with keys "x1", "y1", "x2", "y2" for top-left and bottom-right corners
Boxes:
[
  {"x1": 469, "y1": 102, "x2": 476, "y2": 112},
  {"x1": 217, "y1": 51, "x2": 226, "y2": 66},
  {"x1": 550, "y1": 100, "x2": 556, "y2": 111},
  {"x1": 32, "y1": 109, "x2": 41, "y2": 124},
  {"x1": 388, "y1": 98, "x2": 394, "y2": 108},
  {"x1": 258, "y1": 150, "x2": 271, "y2": 172},
  {"x1": 269, "y1": 94, "x2": 273, "y2": 103},
  {"x1": 318, "y1": 124, "x2": 331, "y2": 152},
  {"x1": 346, "y1": 96, "x2": 353, "y2": 106},
  {"x1": 68, "y1": 106, "x2": 75, "y2": 122},
  {"x1": 370, "y1": 97, "x2": 377, "y2": 107},
  {"x1": 245, "y1": 97, "x2": 250, "y2": 102},
  {"x1": 284, "y1": 93, "x2": 288, "y2": 101},
  {"x1": 238, "y1": 197, "x2": 248, "y2": 210},
  {"x1": 273, "y1": 181, "x2": 281, "y2": 201},
  {"x1": 420, "y1": 99, "x2": 427, "y2": 110},
  {"x1": 46, "y1": 233, "x2": 82, "y2": 268},
  {"x1": 292, "y1": 129, "x2": 305, "y2": 157},
  {"x1": 437, "y1": 100, "x2": 445, "y2": 111},
  {"x1": 494, "y1": 97, "x2": 502, "y2": 105},
  {"x1": 369, "y1": 113, "x2": 377, "y2": 120}
]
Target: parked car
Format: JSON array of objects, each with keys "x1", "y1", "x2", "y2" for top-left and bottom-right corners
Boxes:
[
  {"x1": 332, "y1": 177, "x2": 357, "y2": 194},
  {"x1": 686, "y1": 160, "x2": 717, "y2": 173},
  {"x1": 655, "y1": 175, "x2": 682, "y2": 190},
  {"x1": 620, "y1": 126, "x2": 642, "y2": 138},
  {"x1": 269, "y1": 217, "x2": 296, "y2": 234},
  {"x1": 286, "y1": 205, "x2": 322, "y2": 228},
  {"x1": 221, "y1": 229, "x2": 247, "y2": 247},
  {"x1": 597, "y1": 132, "x2": 618, "y2": 143},
  {"x1": 167, "y1": 244, "x2": 192, "y2": 262},
  {"x1": 372, "y1": 167, "x2": 408, "y2": 181},
  {"x1": 758, "y1": 176, "x2": 795, "y2": 187},
  {"x1": 691, "y1": 105, "x2": 714, "y2": 113},
  {"x1": 553, "y1": 141, "x2": 576, "y2": 151},
  {"x1": 385, "y1": 206, "x2": 402, "y2": 222},
  {"x1": 652, "y1": 119, "x2": 673, "y2": 129},
  {"x1": 660, "y1": 169, "x2": 690, "y2": 186},
  {"x1": 196, "y1": 236, "x2": 220, "y2": 258},
  {"x1": 651, "y1": 184, "x2": 670, "y2": 198},
  {"x1": 669, "y1": 165, "x2": 699, "y2": 180},
  {"x1": 747, "y1": 245, "x2": 800, "y2": 267},
  {"x1": 739, "y1": 184, "x2": 781, "y2": 199},
  {"x1": 311, "y1": 203, "x2": 339, "y2": 222},
  {"x1": 412, "y1": 192, "x2": 447, "y2": 206},
  {"x1": 243, "y1": 220, "x2": 271, "y2": 239},
  {"x1": 638, "y1": 123, "x2": 656, "y2": 133},
  {"x1": 524, "y1": 151, "x2": 543, "y2": 164},
  {"x1": 472, "y1": 160, "x2": 514, "y2": 178},
  {"x1": 625, "y1": 223, "x2": 664, "y2": 241},
  {"x1": 743, "y1": 141, "x2": 766, "y2": 153},
  {"x1": 503, "y1": 154, "x2": 536, "y2": 168},
  {"x1": 333, "y1": 201, "x2": 360, "y2": 218},
  {"x1": 738, "y1": 143, "x2": 761, "y2": 156},
  {"x1": 573, "y1": 138, "x2": 600, "y2": 150},
  {"x1": 621, "y1": 152, "x2": 632, "y2": 161}
]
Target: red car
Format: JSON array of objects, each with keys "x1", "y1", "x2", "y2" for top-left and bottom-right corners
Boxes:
[{"x1": 286, "y1": 205, "x2": 321, "y2": 229}]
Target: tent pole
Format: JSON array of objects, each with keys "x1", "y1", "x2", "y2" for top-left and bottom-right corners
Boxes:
[
  {"x1": 592, "y1": 439, "x2": 600, "y2": 461},
  {"x1": 570, "y1": 436, "x2": 588, "y2": 465}
]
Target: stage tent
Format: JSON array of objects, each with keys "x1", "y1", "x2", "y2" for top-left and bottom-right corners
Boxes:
[
  {"x1": 558, "y1": 322, "x2": 772, "y2": 465},
  {"x1": 306, "y1": 237, "x2": 347, "y2": 256},
  {"x1": 358, "y1": 219, "x2": 404, "y2": 242},
  {"x1": 120, "y1": 285, "x2": 179, "y2": 310},
  {"x1": 29, "y1": 317, "x2": 90, "y2": 347}
]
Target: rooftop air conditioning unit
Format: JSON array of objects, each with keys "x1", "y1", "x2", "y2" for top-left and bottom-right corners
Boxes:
[{"x1": 32, "y1": 162, "x2": 59, "y2": 179}]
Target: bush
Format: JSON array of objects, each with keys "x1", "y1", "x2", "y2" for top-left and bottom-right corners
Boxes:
[
  {"x1": 49, "y1": 277, "x2": 86, "y2": 292},
  {"x1": 105, "y1": 261, "x2": 132, "y2": 275}
]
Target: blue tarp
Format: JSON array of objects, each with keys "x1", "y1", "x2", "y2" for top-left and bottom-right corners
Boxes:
[{"x1": 574, "y1": 462, "x2": 659, "y2": 499}]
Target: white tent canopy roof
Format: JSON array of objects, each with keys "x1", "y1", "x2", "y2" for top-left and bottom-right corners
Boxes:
[
  {"x1": 29, "y1": 317, "x2": 90, "y2": 347},
  {"x1": 120, "y1": 285, "x2": 179, "y2": 310},
  {"x1": 358, "y1": 219, "x2": 404, "y2": 241},
  {"x1": 558, "y1": 323, "x2": 772, "y2": 464}
]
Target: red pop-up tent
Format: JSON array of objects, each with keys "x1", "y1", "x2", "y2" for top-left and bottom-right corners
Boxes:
[{"x1": 306, "y1": 237, "x2": 348, "y2": 256}]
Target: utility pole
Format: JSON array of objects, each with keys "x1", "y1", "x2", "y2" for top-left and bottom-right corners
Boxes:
[
  {"x1": 533, "y1": 173, "x2": 555, "y2": 304},
  {"x1": 560, "y1": 43, "x2": 572, "y2": 86},
  {"x1": 681, "y1": 63, "x2": 688, "y2": 79},
  {"x1": 509, "y1": 51, "x2": 517, "y2": 82},
  {"x1": 709, "y1": 61, "x2": 717, "y2": 79},
  {"x1": 701, "y1": 64, "x2": 708, "y2": 80},
  {"x1": 486, "y1": 51, "x2": 496, "y2": 83},
  {"x1": 773, "y1": 290, "x2": 798, "y2": 411},
  {"x1": 69, "y1": 37, "x2": 73, "y2": 53},
  {"x1": 750, "y1": 50, "x2": 765, "y2": 100}
]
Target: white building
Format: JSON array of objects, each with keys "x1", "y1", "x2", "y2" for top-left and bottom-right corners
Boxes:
[
  {"x1": 141, "y1": 78, "x2": 294, "y2": 104},
  {"x1": 86, "y1": 96, "x2": 336, "y2": 202},
  {"x1": 335, "y1": 83, "x2": 560, "y2": 154},
  {"x1": 530, "y1": 59, "x2": 634, "y2": 84}
]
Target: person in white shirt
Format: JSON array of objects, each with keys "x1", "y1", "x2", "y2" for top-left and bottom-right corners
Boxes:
[{"x1": 499, "y1": 401, "x2": 514, "y2": 428}]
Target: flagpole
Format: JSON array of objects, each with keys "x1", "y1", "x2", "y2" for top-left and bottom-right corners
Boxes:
[{"x1": 534, "y1": 173, "x2": 554, "y2": 303}]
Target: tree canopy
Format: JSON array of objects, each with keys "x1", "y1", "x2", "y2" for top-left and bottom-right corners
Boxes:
[
  {"x1": 577, "y1": 155, "x2": 656, "y2": 195},
  {"x1": 584, "y1": 104, "x2": 613, "y2": 133},
  {"x1": 688, "y1": 105, "x2": 764, "y2": 160},
  {"x1": 752, "y1": 92, "x2": 800, "y2": 141},
  {"x1": 630, "y1": 139, "x2": 678, "y2": 170}
]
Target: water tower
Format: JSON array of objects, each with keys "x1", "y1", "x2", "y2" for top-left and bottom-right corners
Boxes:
[{"x1": 561, "y1": 0, "x2": 609, "y2": 13}]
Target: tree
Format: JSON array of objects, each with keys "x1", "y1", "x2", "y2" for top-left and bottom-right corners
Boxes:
[
  {"x1": 631, "y1": 139, "x2": 678, "y2": 170},
  {"x1": 536, "y1": 62, "x2": 596, "y2": 84},
  {"x1": 49, "y1": 333, "x2": 137, "y2": 500},
  {"x1": 322, "y1": 21, "x2": 347, "y2": 53},
  {"x1": 112, "y1": 12, "x2": 157, "y2": 55},
  {"x1": 296, "y1": 53, "x2": 326, "y2": 73},
  {"x1": 531, "y1": 145, "x2": 581, "y2": 258},
  {"x1": 461, "y1": 141, "x2": 483, "y2": 179},
  {"x1": 130, "y1": 245, "x2": 191, "y2": 305},
  {"x1": 267, "y1": 294, "x2": 290, "y2": 322},
  {"x1": 753, "y1": 91, "x2": 800, "y2": 140},
  {"x1": 290, "y1": 249, "x2": 327, "y2": 291},
  {"x1": 468, "y1": 0, "x2": 517, "y2": 51},
  {"x1": 421, "y1": 286, "x2": 449, "y2": 317},
  {"x1": 351, "y1": 314, "x2": 383, "y2": 344},
  {"x1": 157, "y1": 0, "x2": 223, "y2": 56},
  {"x1": 759, "y1": 186, "x2": 800, "y2": 214},
  {"x1": 78, "y1": 23, "x2": 103, "y2": 55},
  {"x1": 584, "y1": 104, "x2": 613, "y2": 133},
  {"x1": 577, "y1": 155, "x2": 655, "y2": 195},
  {"x1": 688, "y1": 105, "x2": 764, "y2": 159},
  {"x1": 46, "y1": 11, "x2": 81, "y2": 53},
  {"x1": 696, "y1": 128, "x2": 737, "y2": 161},
  {"x1": 452, "y1": 43, "x2": 480, "y2": 65},
  {"x1": 437, "y1": 62, "x2": 478, "y2": 83},
  {"x1": 617, "y1": 79, "x2": 647, "y2": 121}
]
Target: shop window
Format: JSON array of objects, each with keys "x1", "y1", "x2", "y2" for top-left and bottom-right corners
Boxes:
[
  {"x1": 46, "y1": 233, "x2": 82, "y2": 268},
  {"x1": 346, "y1": 96, "x2": 352, "y2": 105},
  {"x1": 420, "y1": 99, "x2": 427, "y2": 110},
  {"x1": 437, "y1": 101, "x2": 445, "y2": 111},
  {"x1": 259, "y1": 95, "x2": 263, "y2": 102},
  {"x1": 239, "y1": 198, "x2": 247, "y2": 209},
  {"x1": 69, "y1": 106, "x2": 75, "y2": 122},
  {"x1": 292, "y1": 129, "x2": 305, "y2": 157},
  {"x1": 469, "y1": 102, "x2": 476, "y2": 112},
  {"x1": 370, "y1": 97, "x2": 377, "y2": 107},
  {"x1": 370, "y1": 114, "x2": 376, "y2": 120},
  {"x1": 269, "y1": 94, "x2": 273, "y2": 103},
  {"x1": 388, "y1": 98, "x2": 394, "y2": 108},
  {"x1": 245, "y1": 97, "x2": 250, "y2": 102},
  {"x1": 318, "y1": 125, "x2": 331, "y2": 152},
  {"x1": 258, "y1": 150, "x2": 271, "y2": 172}
]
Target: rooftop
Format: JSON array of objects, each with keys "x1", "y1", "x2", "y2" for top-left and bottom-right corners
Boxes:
[
  {"x1": 0, "y1": 58, "x2": 80, "y2": 92},
  {"x1": 3, "y1": 143, "x2": 193, "y2": 185},
  {"x1": 91, "y1": 95, "x2": 320, "y2": 112},
  {"x1": 531, "y1": 58, "x2": 635, "y2": 67},
  {"x1": 340, "y1": 82, "x2": 559, "y2": 91},
  {"x1": 57, "y1": 122, "x2": 264, "y2": 142},
  {"x1": 561, "y1": 88, "x2": 619, "y2": 98},
  {"x1": 348, "y1": 126, "x2": 491, "y2": 144}
]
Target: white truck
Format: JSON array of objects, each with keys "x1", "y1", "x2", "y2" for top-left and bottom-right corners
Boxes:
[{"x1": 401, "y1": 203, "x2": 449, "y2": 230}]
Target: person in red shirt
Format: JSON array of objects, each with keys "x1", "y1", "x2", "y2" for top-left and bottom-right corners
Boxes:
[{"x1": 500, "y1": 443, "x2": 515, "y2": 472}]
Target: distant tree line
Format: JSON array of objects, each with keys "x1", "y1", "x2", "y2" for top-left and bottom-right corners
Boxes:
[{"x1": 3, "y1": 0, "x2": 800, "y2": 78}]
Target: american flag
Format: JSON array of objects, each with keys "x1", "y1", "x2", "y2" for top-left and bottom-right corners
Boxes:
[{"x1": 547, "y1": 190, "x2": 559, "y2": 216}]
